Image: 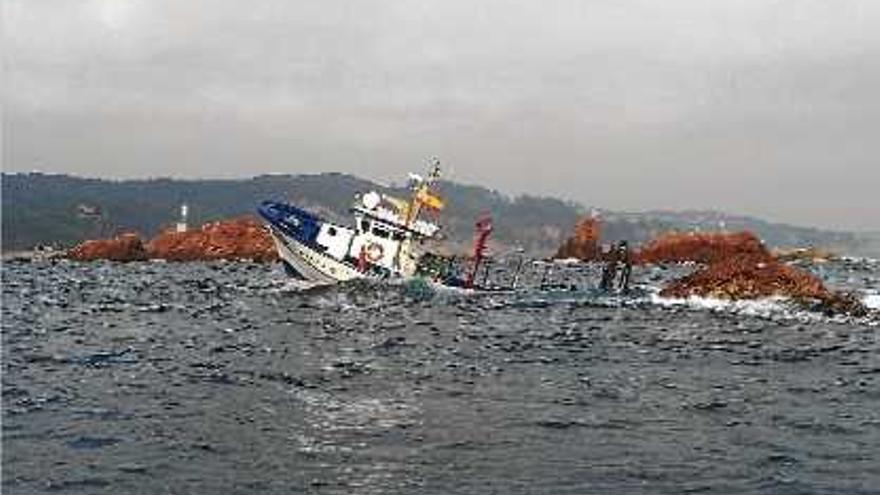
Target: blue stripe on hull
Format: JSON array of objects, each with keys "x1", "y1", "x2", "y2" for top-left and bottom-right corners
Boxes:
[{"x1": 257, "y1": 200, "x2": 323, "y2": 248}]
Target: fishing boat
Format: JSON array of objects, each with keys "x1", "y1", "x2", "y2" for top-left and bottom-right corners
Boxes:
[{"x1": 258, "y1": 161, "x2": 491, "y2": 287}]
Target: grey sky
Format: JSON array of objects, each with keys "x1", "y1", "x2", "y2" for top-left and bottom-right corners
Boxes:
[{"x1": 3, "y1": 0, "x2": 879, "y2": 230}]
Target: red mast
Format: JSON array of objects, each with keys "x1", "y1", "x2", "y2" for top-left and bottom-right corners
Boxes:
[{"x1": 465, "y1": 214, "x2": 493, "y2": 289}]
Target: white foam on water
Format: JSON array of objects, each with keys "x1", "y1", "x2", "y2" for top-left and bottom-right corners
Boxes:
[
  {"x1": 649, "y1": 288, "x2": 879, "y2": 326},
  {"x1": 552, "y1": 257, "x2": 583, "y2": 265},
  {"x1": 269, "y1": 278, "x2": 325, "y2": 293},
  {"x1": 649, "y1": 292, "x2": 792, "y2": 319},
  {"x1": 840, "y1": 255, "x2": 879, "y2": 264}
]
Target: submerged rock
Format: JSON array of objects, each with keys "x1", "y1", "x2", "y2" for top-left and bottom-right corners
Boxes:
[
  {"x1": 553, "y1": 217, "x2": 601, "y2": 261},
  {"x1": 636, "y1": 231, "x2": 769, "y2": 265},
  {"x1": 798, "y1": 292, "x2": 869, "y2": 317},
  {"x1": 146, "y1": 217, "x2": 277, "y2": 262},
  {"x1": 67, "y1": 233, "x2": 148, "y2": 262}
]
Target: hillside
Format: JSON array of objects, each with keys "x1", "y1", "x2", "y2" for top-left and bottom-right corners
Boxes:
[
  {"x1": 1, "y1": 173, "x2": 583, "y2": 255},
  {"x1": 2, "y1": 173, "x2": 876, "y2": 257}
]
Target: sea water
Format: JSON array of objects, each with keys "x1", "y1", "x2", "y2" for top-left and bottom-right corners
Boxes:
[{"x1": 2, "y1": 260, "x2": 878, "y2": 494}]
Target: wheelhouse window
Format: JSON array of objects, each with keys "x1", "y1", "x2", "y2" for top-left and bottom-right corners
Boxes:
[
  {"x1": 360, "y1": 220, "x2": 370, "y2": 232},
  {"x1": 372, "y1": 226, "x2": 390, "y2": 239},
  {"x1": 328, "y1": 227, "x2": 337, "y2": 236}
]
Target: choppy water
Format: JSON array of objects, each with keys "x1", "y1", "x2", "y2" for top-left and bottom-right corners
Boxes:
[{"x1": 2, "y1": 259, "x2": 879, "y2": 494}]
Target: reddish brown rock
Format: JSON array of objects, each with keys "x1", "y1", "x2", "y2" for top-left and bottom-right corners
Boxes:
[
  {"x1": 67, "y1": 233, "x2": 148, "y2": 262},
  {"x1": 661, "y1": 254, "x2": 824, "y2": 300},
  {"x1": 660, "y1": 254, "x2": 867, "y2": 316},
  {"x1": 635, "y1": 231, "x2": 769, "y2": 265},
  {"x1": 145, "y1": 216, "x2": 277, "y2": 262},
  {"x1": 553, "y1": 217, "x2": 602, "y2": 261}
]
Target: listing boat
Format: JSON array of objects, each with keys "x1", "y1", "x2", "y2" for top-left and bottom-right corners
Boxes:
[{"x1": 258, "y1": 161, "x2": 489, "y2": 287}]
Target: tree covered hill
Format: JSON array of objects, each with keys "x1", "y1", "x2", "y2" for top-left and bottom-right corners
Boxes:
[
  {"x1": 1, "y1": 172, "x2": 583, "y2": 254},
  {"x1": 2, "y1": 172, "x2": 874, "y2": 257}
]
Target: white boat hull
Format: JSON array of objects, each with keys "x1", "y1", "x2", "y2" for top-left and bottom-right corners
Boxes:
[{"x1": 268, "y1": 226, "x2": 365, "y2": 284}]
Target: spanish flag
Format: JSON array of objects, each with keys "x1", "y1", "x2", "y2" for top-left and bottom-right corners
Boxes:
[{"x1": 416, "y1": 189, "x2": 445, "y2": 211}]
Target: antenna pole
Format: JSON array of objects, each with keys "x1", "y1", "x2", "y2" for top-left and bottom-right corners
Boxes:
[{"x1": 465, "y1": 214, "x2": 493, "y2": 289}]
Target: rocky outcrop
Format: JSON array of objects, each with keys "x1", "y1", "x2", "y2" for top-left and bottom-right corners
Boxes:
[
  {"x1": 145, "y1": 217, "x2": 277, "y2": 262},
  {"x1": 67, "y1": 233, "x2": 149, "y2": 262},
  {"x1": 635, "y1": 231, "x2": 769, "y2": 265},
  {"x1": 660, "y1": 254, "x2": 867, "y2": 316},
  {"x1": 67, "y1": 217, "x2": 277, "y2": 262},
  {"x1": 660, "y1": 254, "x2": 823, "y2": 300},
  {"x1": 553, "y1": 217, "x2": 602, "y2": 261}
]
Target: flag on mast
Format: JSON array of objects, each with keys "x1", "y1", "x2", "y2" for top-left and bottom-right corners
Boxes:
[{"x1": 416, "y1": 189, "x2": 445, "y2": 210}]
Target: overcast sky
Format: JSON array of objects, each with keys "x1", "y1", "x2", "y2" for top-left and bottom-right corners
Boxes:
[{"x1": 3, "y1": 0, "x2": 879, "y2": 230}]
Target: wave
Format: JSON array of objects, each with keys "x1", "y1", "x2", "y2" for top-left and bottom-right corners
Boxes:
[{"x1": 649, "y1": 289, "x2": 879, "y2": 325}]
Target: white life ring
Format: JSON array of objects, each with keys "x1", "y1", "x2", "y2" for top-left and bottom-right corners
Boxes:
[{"x1": 365, "y1": 243, "x2": 384, "y2": 262}]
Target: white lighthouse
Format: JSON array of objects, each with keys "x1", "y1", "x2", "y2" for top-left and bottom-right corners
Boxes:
[{"x1": 176, "y1": 204, "x2": 189, "y2": 233}]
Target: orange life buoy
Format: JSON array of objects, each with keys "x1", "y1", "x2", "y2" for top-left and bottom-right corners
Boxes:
[{"x1": 365, "y1": 242, "x2": 384, "y2": 262}]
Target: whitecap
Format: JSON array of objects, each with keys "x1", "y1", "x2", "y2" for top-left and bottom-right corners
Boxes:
[{"x1": 649, "y1": 292, "x2": 792, "y2": 319}]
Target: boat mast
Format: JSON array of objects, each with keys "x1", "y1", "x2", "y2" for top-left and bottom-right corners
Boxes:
[{"x1": 404, "y1": 158, "x2": 442, "y2": 228}]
